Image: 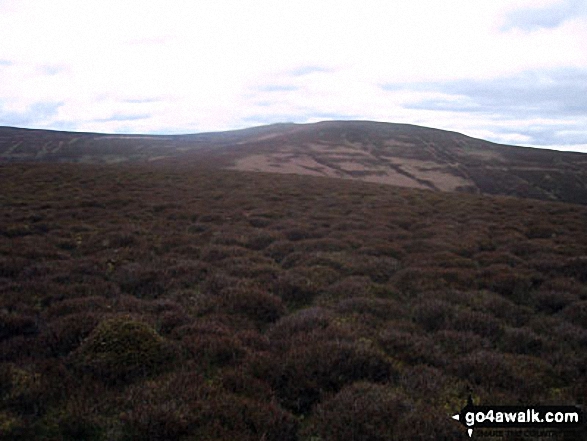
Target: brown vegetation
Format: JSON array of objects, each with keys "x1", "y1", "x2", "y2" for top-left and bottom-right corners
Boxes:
[{"x1": 0, "y1": 161, "x2": 586, "y2": 439}]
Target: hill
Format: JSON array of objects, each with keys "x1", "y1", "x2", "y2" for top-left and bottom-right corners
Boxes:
[{"x1": 1, "y1": 121, "x2": 587, "y2": 204}]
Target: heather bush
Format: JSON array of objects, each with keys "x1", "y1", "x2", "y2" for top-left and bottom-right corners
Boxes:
[
  {"x1": 560, "y1": 300, "x2": 587, "y2": 327},
  {"x1": 267, "y1": 307, "x2": 335, "y2": 342},
  {"x1": 378, "y1": 327, "x2": 445, "y2": 366},
  {"x1": 532, "y1": 290, "x2": 578, "y2": 313},
  {"x1": 263, "y1": 240, "x2": 296, "y2": 263},
  {"x1": 221, "y1": 258, "x2": 280, "y2": 282},
  {"x1": 44, "y1": 312, "x2": 103, "y2": 356},
  {"x1": 243, "y1": 230, "x2": 277, "y2": 250},
  {"x1": 399, "y1": 364, "x2": 468, "y2": 411},
  {"x1": 499, "y1": 326, "x2": 544, "y2": 355},
  {"x1": 268, "y1": 339, "x2": 393, "y2": 413},
  {"x1": 452, "y1": 350, "x2": 557, "y2": 401},
  {"x1": 433, "y1": 329, "x2": 492, "y2": 357},
  {"x1": 399, "y1": 401, "x2": 470, "y2": 440},
  {"x1": 199, "y1": 270, "x2": 239, "y2": 296},
  {"x1": 292, "y1": 237, "x2": 350, "y2": 253},
  {"x1": 410, "y1": 297, "x2": 456, "y2": 332},
  {"x1": 221, "y1": 285, "x2": 285, "y2": 327},
  {"x1": 155, "y1": 309, "x2": 192, "y2": 336},
  {"x1": 271, "y1": 270, "x2": 321, "y2": 307},
  {"x1": 448, "y1": 308, "x2": 502, "y2": 341},
  {"x1": 290, "y1": 265, "x2": 339, "y2": 290},
  {"x1": 162, "y1": 259, "x2": 208, "y2": 289},
  {"x1": 319, "y1": 275, "x2": 375, "y2": 303},
  {"x1": 475, "y1": 250, "x2": 524, "y2": 268},
  {"x1": 348, "y1": 255, "x2": 400, "y2": 282},
  {"x1": 120, "y1": 370, "x2": 297, "y2": 441},
  {"x1": 181, "y1": 332, "x2": 245, "y2": 368},
  {"x1": 218, "y1": 367, "x2": 273, "y2": 401},
  {"x1": 560, "y1": 256, "x2": 587, "y2": 282},
  {"x1": 356, "y1": 243, "x2": 405, "y2": 259},
  {"x1": 69, "y1": 316, "x2": 176, "y2": 383},
  {"x1": 113, "y1": 263, "x2": 167, "y2": 299},
  {"x1": 284, "y1": 227, "x2": 323, "y2": 241},
  {"x1": 393, "y1": 267, "x2": 450, "y2": 293},
  {"x1": 44, "y1": 295, "x2": 111, "y2": 319},
  {"x1": 0, "y1": 311, "x2": 38, "y2": 341},
  {"x1": 0, "y1": 256, "x2": 27, "y2": 278},
  {"x1": 0, "y1": 363, "x2": 43, "y2": 417},
  {"x1": 302, "y1": 382, "x2": 414, "y2": 441},
  {"x1": 478, "y1": 265, "x2": 540, "y2": 300},
  {"x1": 199, "y1": 244, "x2": 248, "y2": 263},
  {"x1": 334, "y1": 297, "x2": 405, "y2": 321}
]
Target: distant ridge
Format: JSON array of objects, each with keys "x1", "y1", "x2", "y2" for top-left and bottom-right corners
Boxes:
[{"x1": 1, "y1": 121, "x2": 586, "y2": 204}]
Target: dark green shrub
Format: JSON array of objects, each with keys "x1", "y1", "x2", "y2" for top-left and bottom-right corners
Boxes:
[{"x1": 70, "y1": 316, "x2": 176, "y2": 383}]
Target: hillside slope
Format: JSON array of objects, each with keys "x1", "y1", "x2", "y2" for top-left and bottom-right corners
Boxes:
[{"x1": 1, "y1": 121, "x2": 586, "y2": 204}]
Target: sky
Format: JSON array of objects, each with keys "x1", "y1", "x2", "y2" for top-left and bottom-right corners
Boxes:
[{"x1": 0, "y1": 0, "x2": 586, "y2": 152}]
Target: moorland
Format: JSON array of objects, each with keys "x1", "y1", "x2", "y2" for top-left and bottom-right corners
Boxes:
[{"x1": 0, "y1": 122, "x2": 586, "y2": 440}]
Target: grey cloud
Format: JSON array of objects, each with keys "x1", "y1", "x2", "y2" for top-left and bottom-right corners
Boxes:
[
  {"x1": 288, "y1": 66, "x2": 330, "y2": 77},
  {"x1": 0, "y1": 101, "x2": 63, "y2": 127},
  {"x1": 123, "y1": 98, "x2": 161, "y2": 104},
  {"x1": 395, "y1": 68, "x2": 587, "y2": 118},
  {"x1": 501, "y1": 0, "x2": 587, "y2": 31},
  {"x1": 258, "y1": 84, "x2": 299, "y2": 92},
  {"x1": 94, "y1": 113, "x2": 151, "y2": 123},
  {"x1": 241, "y1": 111, "x2": 359, "y2": 127},
  {"x1": 381, "y1": 68, "x2": 587, "y2": 148},
  {"x1": 38, "y1": 64, "x2": 63, "y2": 76},
  {"x1": 241, "y1": 114, "x2": 302, "y2": 125},
  {"x1": 491, "y1": 124, "x2": 587, "y2": 147}
]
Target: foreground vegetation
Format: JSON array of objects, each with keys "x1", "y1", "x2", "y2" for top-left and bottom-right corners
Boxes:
[{"x1": 1, "y1": 162, "x2": 586, "y2": 440}]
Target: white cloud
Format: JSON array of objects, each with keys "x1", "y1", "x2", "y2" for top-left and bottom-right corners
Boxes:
[{"x1": 0, "y1": 0, "x2": 586, "y2": 151}]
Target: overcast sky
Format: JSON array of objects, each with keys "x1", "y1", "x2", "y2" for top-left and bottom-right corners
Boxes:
[{"x1": 1, "y1": 0, "x2": 586, "y2": 152}]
